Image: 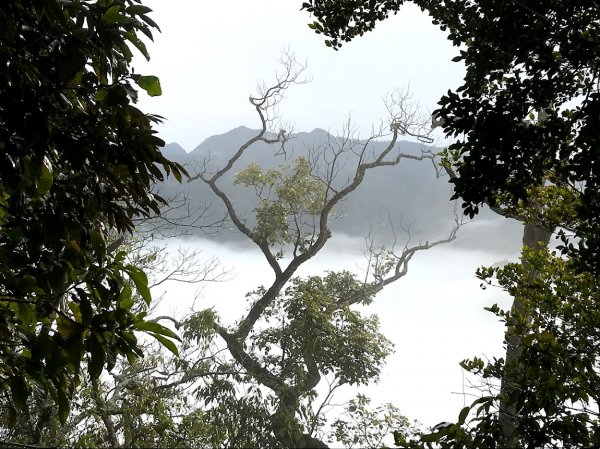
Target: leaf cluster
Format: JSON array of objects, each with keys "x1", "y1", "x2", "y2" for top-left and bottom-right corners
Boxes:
[
  {"x1": 332, "y1": 394, "x2": 420, "y2": 449},
  {"x1": 235, "y1": 157, "x2": 326, "y2": 246},
  {"x1": 0, "y1": 0, "x2": 184, "y2": 426},
  {"x1": 250, "y1": 272, "x2": 393, "y2": 387}
]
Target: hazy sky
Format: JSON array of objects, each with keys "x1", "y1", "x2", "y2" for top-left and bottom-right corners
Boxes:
[{"x1": 135, "y1": 1, "x2": 466, "y2": 151}]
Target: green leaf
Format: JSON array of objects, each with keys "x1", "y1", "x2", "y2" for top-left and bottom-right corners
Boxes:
[
  {"x1": 136, "y1": 75, "x2": 162, "y2": 96},
  {"x1": 7, "y1": 406, "x2": 17, "y2": 428},
  {"x1": 90, "y1": 230, "x2": 106, "y2": 257},
  {"x1": 17, "y1": 302, "x2": 36, "y2": 328},
  {"x1": 62, "y1": 335, "x2": 83, "y2": 371},
  {"x1": 10, "y1": 376, "x2": 28, "y2": 410},
  {"x1": 458, "y1": 406, "x2": 469, "y2": 424},
  {"x1": 126, "y1": 265, "x2": 152, "y2": 305},
  {"x1": 95, "y1": 88, "x2": 108, "y2": 102},
  {"x1": 135, "y1": 320, "x2": 179, "y2": 340},
  {"x1": 126, "y1": 351, "x2": 136, "y2": 365},
  {"x1": 125, "y1": 30, "x2": 149, "y2": 59},
  {"x1": 393, "y1": 431, "x2": 408, "y2": 447},
  {"x1": 79, "y1": 294, "x2": 93, "y2": 325},
  {"x1": 120, "y1": 297, "x2": 135, "y2": 310},
  {"x1": 88, "y1": 335, "x2": 106, "y2": 379},
  {"x1": 149, "y1": 332, "x2": 179, "y2": 356},
  {"x1": 56, "y1": 387, "x2": 70, "y2": 423},
  {"x1": 57, "y1": 315, "x2": 77, "y2": 339},
  {"x1": 420, "y1": 432, "x2": 443, "y2": 443},
  {"x1": 126, "y1": 5, "x2": 153, "y2": 15},
  {"x1": 101, "y1": 5, "x2": 129, "y2": 25},
  {"x1": 118, "y1": 283, "x2": 132, "y2": 303},
  {"x1": 37, "y1": 156, "x2": 53, "y2": 195}
]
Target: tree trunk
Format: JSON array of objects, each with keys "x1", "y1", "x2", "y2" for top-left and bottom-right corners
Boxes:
[
  {"x1": 272, "y1": 391, "x2": 329, "y2": 448},
  {"x1": 498, "y1": 223, "x2": 552, "y2": 448},
  {"x1": 91, "y1": 378, "x2": 120, "y2": 448}
]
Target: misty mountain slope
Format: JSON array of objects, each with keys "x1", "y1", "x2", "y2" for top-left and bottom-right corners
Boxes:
[{"x1": 155, "y1": 127, "x2": 522, "y2": 252}]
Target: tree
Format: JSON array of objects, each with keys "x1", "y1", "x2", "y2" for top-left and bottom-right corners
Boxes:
[
  {"x1": 372, "y1": 161, "x2": 596, "y2": 448},
  {"x1": 301, "y1": 0, "x2": 600, "y2": 274},
  {"x1": 439, "y1": 140, "x2": 576, "y2": 446},
  {"x1": 0, "y1": 231, "x2": 227, "y2": 447},
  {"x1": 0, "y1": 0, "x2": 184, "y2": 432},
  {"x1": 184, "y1": 53, "x2": 460, "y2": 448},
  {"x1": 394, "y1": 247, "x2": 600, "y2": 449},
  {"x1": 332, "y1": 394, "x2": 421, "y2": 448}
]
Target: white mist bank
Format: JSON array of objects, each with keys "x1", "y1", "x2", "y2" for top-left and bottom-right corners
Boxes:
[{"x1": 152, "y1": 231, "x2": 520, "y2": 429}]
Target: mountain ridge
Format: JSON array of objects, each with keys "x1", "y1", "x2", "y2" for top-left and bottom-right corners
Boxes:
[{"x1": 155, "y1": 126, "x2": 522, "y2": 253}]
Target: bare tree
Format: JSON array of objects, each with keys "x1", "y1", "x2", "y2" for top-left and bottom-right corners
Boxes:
[{"x1": 187, "y1": 52, "x2": 460, "y2": 448}]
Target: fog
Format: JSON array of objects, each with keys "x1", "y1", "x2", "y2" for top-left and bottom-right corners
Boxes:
[{"x1": 152, "y1": 216, "x2": 524, "y2": 430}]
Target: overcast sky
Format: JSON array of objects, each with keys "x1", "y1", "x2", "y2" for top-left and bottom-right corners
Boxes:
[{"x1": 136, "y1": 0, "x2": 466, "y2": 151}]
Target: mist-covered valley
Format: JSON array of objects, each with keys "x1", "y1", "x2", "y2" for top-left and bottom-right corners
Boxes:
[{"x1": 150, "y1": 126, "x2": 525, "y2": 431}]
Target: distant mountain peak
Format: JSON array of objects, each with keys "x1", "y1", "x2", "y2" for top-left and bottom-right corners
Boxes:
[
  {"x1": 190, "y1": 126, "x2": 266, "y2": 155},
  {"x1": 230, "y1": 125, "x2": 253, "y2": 132},
  {"x1": 161, "y1": 142, "x2": 188, "y2": 160}
]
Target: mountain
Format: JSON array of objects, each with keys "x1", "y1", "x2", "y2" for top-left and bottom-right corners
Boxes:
[
  {"x1": 156, "y1": 127, "x2": 523, "y2": 253},
  {"x1": 161, "y1": 142, "x2": 188, "y2": 163}
]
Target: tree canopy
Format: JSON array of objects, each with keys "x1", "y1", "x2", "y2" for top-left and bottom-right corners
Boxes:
[
  {"x1": 302, "y1": 0, "x2": 600, "y2": 273},
  {"x1": 182, "y1": 56, "x2": 459, "y2": 448},
  {"x1": 0, "y1": 0, "x2": 184, "y2": 427}
]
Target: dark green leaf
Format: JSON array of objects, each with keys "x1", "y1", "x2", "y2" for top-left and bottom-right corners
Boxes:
[
  {"x1": 10, "y1": 376, "x2": 28, "y2": 410},
  {"x1": 126, "y1": 265, "x2": 152, "y2": 305},
  {"x1": 37, "y1": 157, "x2": 53, "y2": 195},
  {"x1": 458, "y1": 406, "x2": 469, "y2": 424},
  {"x1": 136, "y1": 75, "x2": 162, "y2": 96},
  {"x1": 17, "y1": 302, "x2": 36, "y2": 328},
  {"x1": 88, "y1": 335, "x2": 106, "y2": 379},
  {"x1": 7, "y1": 406, "x2": 17, "y2": 428},
  {"x1": 125, "y1": 31, "x2": 149, "y2": 60},
  {"x1": 126, "y1": 5, "x2": 153, "y2": 15},
  {"x1": 136, "y1": 320, "x2": 179, "y2": 340},
  {"x1": 101, "y1": 5, "x2": 129, "y2": 24},
  {"x1": 420, "y1": 432, "x2": 443, "y2": 443},
  {"x1": 149, "y1": 332, "x2": 179, "y2": 356},
  {"x1": 56, "y1": 387, "x2": 70, "y2": 423}
]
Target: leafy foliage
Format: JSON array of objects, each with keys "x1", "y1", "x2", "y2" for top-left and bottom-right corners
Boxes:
[
  {"x1": 249, "y1": 272, "x2": 393, "y2": 387},
  {"x1": 0, "y1": 239, "x2": 222, "y2": 447},
  {"x1": 0, "y1": 285, "x2": 392, "y2": 448},
  {"x1": 332, "y1": 394, "x2": 420, "y2": 449},
  {"x1": 156, "y1": 271, "x2": 393, "y2": 447},
  {"x1": 235, "y1": 157, "x2": 326, "y2": 246},
  {"x1": 0, "y1": 0, "x2": 185, "y2": 427}
]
